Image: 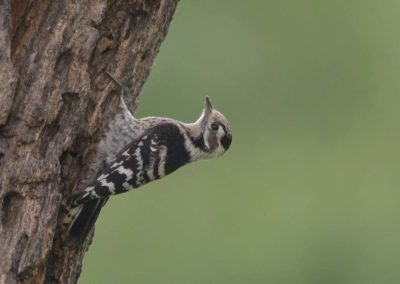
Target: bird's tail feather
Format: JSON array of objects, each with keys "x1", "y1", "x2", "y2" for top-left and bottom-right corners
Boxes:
[{"x1": 64, "y1": 197, "x2": 109, "y2": 245}]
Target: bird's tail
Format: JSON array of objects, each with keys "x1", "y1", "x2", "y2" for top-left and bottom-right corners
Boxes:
[{"x1": 62, "y1": 196, "x2": 109, "y2": 245}]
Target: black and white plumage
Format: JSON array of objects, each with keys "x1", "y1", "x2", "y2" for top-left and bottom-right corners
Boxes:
[{"x1": 62, "y1": 74, "x2": 232, "y2": 243}]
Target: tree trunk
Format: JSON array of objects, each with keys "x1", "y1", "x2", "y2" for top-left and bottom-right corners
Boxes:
[{"x1": 0, "y1": 0, "x2": 178, "y2": 283}]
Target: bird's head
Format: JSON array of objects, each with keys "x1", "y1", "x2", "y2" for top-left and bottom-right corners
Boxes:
[{"x1": 187, "y1": 97, "x2": 232, "y2": 159}]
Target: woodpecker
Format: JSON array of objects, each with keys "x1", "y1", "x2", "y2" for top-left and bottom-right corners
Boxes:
[{"x1": 62, "y1": 72, "x2": 232, "y2": 243}]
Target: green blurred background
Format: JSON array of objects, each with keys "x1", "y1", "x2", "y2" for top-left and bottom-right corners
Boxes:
[{"x1": 81, "y1": 1, "x2": 400, "y2": 283}]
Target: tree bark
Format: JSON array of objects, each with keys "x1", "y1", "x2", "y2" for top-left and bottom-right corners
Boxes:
[{"x1": 0, "y1": 0, "x2": 178, "y2": 283}]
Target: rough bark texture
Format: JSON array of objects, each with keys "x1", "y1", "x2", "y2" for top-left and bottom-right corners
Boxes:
[{"x1": 0, "y1": 0, "x2": 178, "y2": 283}]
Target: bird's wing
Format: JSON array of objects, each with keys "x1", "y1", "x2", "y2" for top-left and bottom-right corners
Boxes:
[{"x1": 63, "y1": 130, "x2": 166, "y2": 243}]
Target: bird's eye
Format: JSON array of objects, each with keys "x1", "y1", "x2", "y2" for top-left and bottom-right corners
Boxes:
[{"x1": 211, "y1": 122, "x2": 219, "y2": 131}]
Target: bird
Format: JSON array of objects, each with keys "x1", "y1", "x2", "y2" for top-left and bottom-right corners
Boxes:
[{"x1": 62, "y1": 72, "x2": 232, "y2": 244}]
